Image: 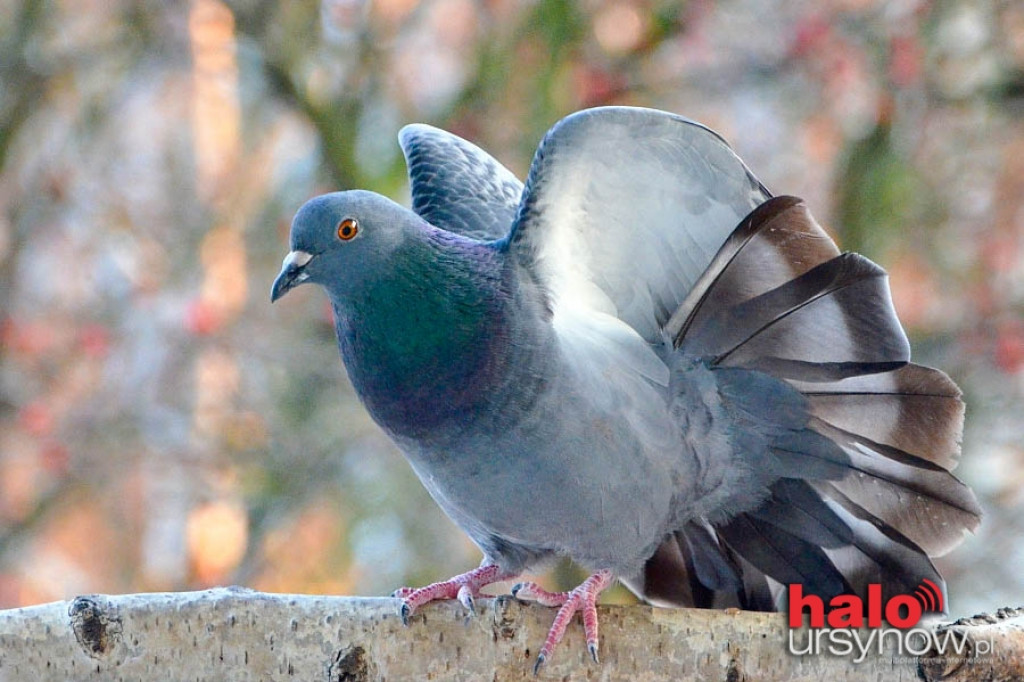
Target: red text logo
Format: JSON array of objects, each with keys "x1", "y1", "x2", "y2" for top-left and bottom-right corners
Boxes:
[{"x1": 787, "y1": 580, "x2": 944, "y2": 630}]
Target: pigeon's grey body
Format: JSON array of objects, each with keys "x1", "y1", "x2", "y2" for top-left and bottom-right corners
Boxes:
[{"x1": 273, "y1": 107, "x2": 979, "y2": 613}]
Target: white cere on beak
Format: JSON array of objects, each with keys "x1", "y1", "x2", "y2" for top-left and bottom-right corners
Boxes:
[{"x1": 283, "y1": 250, "x2": 313, "y2": 282}]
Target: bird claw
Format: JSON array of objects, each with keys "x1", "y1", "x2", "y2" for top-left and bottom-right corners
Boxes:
[
  {"x1": 532, "y1": 652, "x2": 546, "y2": 676},
  {"x1": 457, "y1": 585, "x2": 476, "y2": 613},
  {"x1": 511, "y1": 581, "x2": 567, "y2": 607},
  {"x1": 520, "y1": 570, "x2": 613, "y2": 670},
  {"x1": 391, "y1": 564, "x2": 513, "y2": 626}
]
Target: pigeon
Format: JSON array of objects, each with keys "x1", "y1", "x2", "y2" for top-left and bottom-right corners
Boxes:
[{"x1": 271, "y1": 106, "x2": 980, "y2": 671}]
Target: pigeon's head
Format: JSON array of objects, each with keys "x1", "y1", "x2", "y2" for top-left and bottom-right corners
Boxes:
[{"x1": 271, "y1": 190, "x2": 418, "y2": 304}]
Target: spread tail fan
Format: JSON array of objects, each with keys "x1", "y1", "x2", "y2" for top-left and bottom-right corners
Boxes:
[{"x1": 633, "y1": 196, "x2": 980, "y2": 611}]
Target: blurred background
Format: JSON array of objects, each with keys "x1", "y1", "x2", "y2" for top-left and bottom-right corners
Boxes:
[{"x1": 1, "y1": 0, "x2": 1022, "y2": 618}]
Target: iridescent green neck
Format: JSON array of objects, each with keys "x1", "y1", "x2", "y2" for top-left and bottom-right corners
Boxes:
[{"x1": 333, "y1": 233, "x2": 510, "y2": 438}]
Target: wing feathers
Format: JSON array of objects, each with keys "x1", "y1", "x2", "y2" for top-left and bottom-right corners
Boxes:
[
  {"x1": 800, "y1": 364, "x2": 964, "y2": 470},
  {"x1": 818, "y1": 485, "x2": 945, "y2": 599},
  {"x1": 717, "y1": 514, "x2": 850, "y2": 599},
  {"x1": 629, "y1": 532, "x2": 711, "y2": 608},
  {"x1": 678, "y1": 524, "x2": 743, "y2": 592},
  {"x1": 634, "y1": 194, "x2": 978, "y2": 611},
  {"x1": 667, "y1": 196, "x2": 840, "y2": 342},
  {"x1": 399, "y1": 124, "x2": 523, "y2": 240},
  {"x1": 685, "y1": 252, "x2": 910, "y2": 376},
  {"x1": 749, "y1": 479, "x2": 854, "y2": 548},
  {"x1": 509, "y1": 106, "x2": 769, "y2": 341}
]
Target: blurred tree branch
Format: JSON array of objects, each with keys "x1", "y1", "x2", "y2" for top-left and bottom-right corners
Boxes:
[
  {"x1": 0, "y1": 0, "x2": 47, "y2": 336},
  {"x1": 0, "y1": 478, "x2": 82, "y2": 558},
  {"x1": 230, "y1": 0, "x2": 366, "y2": 189},
  {"x1": 0, "y1": 0, "x2": 46, "y2": 174}
]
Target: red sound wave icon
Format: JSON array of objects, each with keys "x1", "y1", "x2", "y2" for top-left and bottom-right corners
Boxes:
[{"x1": 914, "y1": 579, "x2": 945, "y2": 613}]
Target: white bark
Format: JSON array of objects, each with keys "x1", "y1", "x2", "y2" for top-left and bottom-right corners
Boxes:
[{"x1": 0, "y1": 588, "x2": 1020, "y2": 681}]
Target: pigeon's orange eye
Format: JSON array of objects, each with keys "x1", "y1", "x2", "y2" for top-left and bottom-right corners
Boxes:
[{"x1": 338, "y1": 218, "x2": 359, "y2": 241}]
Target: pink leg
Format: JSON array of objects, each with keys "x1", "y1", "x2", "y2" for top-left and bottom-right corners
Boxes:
[
  {"x1": 393, "y1": 563, "x2": 516, "y2": 624},
  {"x1": 512, "y1": 569, "x2": 614, "y2": 673}
]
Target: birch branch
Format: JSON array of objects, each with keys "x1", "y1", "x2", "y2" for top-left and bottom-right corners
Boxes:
[{"x1": 0, "y1": 588, "x2": 1020, "y2": 681}]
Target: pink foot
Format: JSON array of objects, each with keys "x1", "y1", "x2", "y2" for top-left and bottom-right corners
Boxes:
[
  {"x1": 512, "y1": 569, "x2": 614, "y2": 673},
  {"x1": 393, "y1": 564, "x2": 515, "y2": 624}
]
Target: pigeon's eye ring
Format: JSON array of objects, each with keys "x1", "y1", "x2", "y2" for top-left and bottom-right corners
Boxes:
[{"x1": 337, "y1": 218, "x2": 359, "y2": 241}]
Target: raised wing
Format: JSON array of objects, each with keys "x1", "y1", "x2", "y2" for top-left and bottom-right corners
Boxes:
[
  {"x1": 630, "y1": 196, "x2": 979, "y2": 611},
  {"x1": 399, "y1": 124, "x2": 523, "y2": 241},
  {"x1": 677, "y1": 196, "x2": 979, "y2": 554},
  {"x1": 508, "y1": 106, "x2": 771, "y2": 341}
]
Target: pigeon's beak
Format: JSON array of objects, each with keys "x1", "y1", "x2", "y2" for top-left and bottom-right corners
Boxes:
[{"x1": 271, "y1": 250, "x2": 314, "y2": 302}]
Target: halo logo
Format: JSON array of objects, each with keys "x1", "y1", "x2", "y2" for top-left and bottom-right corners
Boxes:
[
  {"x1": 786, "y1": 581, "x2": 992, "y2": 663},
  {"x1": 788, "y1": 580, "x2": 944, "y2": 630},
  {"x1": 914, "y1": 579, "x2": 944, "y2": 612}
]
